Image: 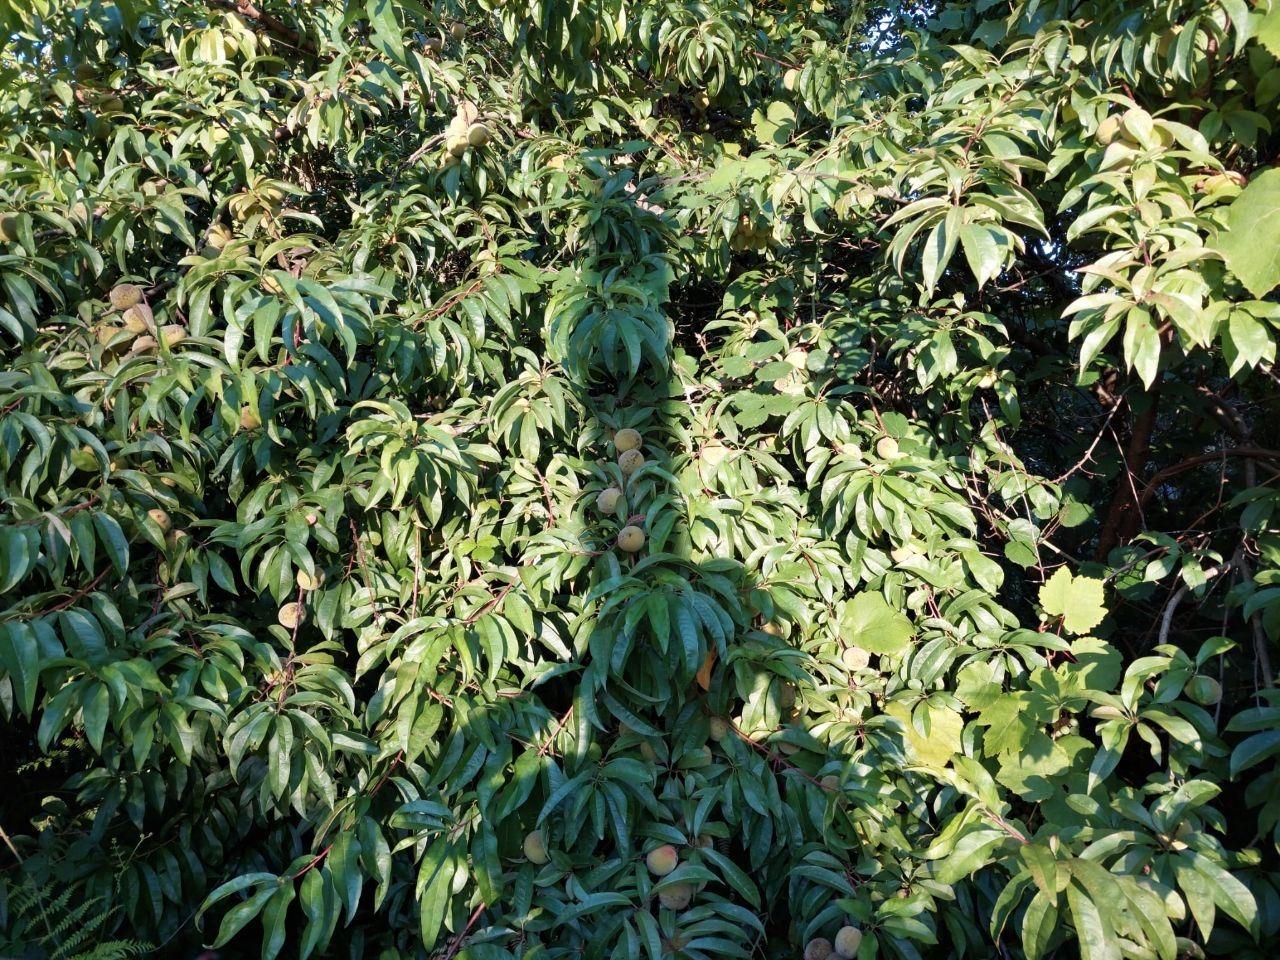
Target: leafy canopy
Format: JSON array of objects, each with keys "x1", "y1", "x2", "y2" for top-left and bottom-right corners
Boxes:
[{"x1": 2, "y1": 1, "x2": 1280, "y2": 959}]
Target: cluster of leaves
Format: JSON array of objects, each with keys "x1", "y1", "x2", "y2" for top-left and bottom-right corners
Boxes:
[{"x1": 2, "y1": 1, "x2": 1280, "y2": 959}]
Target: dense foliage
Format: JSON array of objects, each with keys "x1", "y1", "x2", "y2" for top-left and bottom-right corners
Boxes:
[{"x1": 2, "y1": 1, "x2": 1280, "y2": 957}]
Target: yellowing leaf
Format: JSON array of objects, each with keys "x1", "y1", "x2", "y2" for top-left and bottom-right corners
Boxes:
[
  {"x1": 886, "y1": 702, "x2": 963, "y2": 769},
  {"x1": 1039, "y1": 568, "x2": 1107, "y2": 636},
  {"x1": 840, "y1": 591, "x2": 914, "y2": 655}
]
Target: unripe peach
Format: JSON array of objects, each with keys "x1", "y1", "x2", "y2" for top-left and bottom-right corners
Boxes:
[
  {"x1": 277, "y1": 602, "x2": 305, "y2": 629},
  {"x1": 466, "y1": 123, "x2": 490, "y2": 147},
  {"x1": 158, "y1": 323, "x2": 187, "y2": 348},
  {"x1": 834, "y1": 926, "x2": 863, "y2": 958},
  {"x1": 619, "y1": 449, "x2": 645, "y2": 476},
  {"x1": 296, "y1": 568, "x2": 323, "y2": 591},
  {"x1": 616, "y1": 525, "x2": 645, "y2": 552},
  {"x1": 147, "y1": 508, "x2": 171, "y2": 532},
  {"x1": 109, "y1": 283, "x2": 143, "y2": 310},
  {"x1": 449, "y1": 22, "x2": 465, "y2": 40},
  {"x1": 523, "y1": 829, "x2": 549, "y2": 864},
  {"x1": 657, "y1": 882, "x2": 693, "y2": 910},
  {"x1": 614, "y1": 428, "x2": 643, "y2": 451},
  {"x1": 708, "y1": 716, "x2": 730, "y2": 741},
  {"x1": 841, "y1": 647, "x2": 870, "y2": 671},
  {"x1": 805, "y1": 938, "x2": 834, "y2": 960},
  {"x1": 875, "y1": 436, "x2": 900, "y2": 459},
  {"x1": 240, "y1": 406, "x2": 262, "y2": 431},
  {"x1": 645, "y1": 844, "x2": 678, "y2": 877},
  {"x1": 596, "y1": 486, "x2": 624, "y2": 514},
  {"x1": 1187, "y1": 676, "x2": 1221, "y2": 706},
  {"x1": 1095, "y1": 115, "x2": 1121, "y2": 145},
  {"x1": 121, "y1": 303, "x2": 153, "y2": 333}
]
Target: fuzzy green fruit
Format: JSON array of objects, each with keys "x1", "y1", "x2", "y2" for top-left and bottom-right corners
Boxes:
[
  {"x1": 616, "y1": 525, "x2": 645, "y2": 552},
  {"x1": 890, "y1": 544, "x2": 917, "y2": 564},
  {"x1": 0, "y1": 212, "x2": 20, "y2": 242},
  {"x1": 240, "y1": 406, "x2": 262, "y2": 431},
  {"x1": 466, "y1": 123, "x2": 491, "y2": 147},
  {"x1": 296, "y1": 568, "x2": 323, "y2": 591},
  {"x1": 277, "y1": 602, "x2": 305, "y2": 630},
  {"x1": 158, "y1": 323, "x2": 187, "y2": 348},
  {"x1": 93, "y1": 324, "x2": 120, "y2": 347},
  {"x1": 147, "y1": 508, "x2": 172, "y2": 532},
  {"x1": 614, "y1": 427, "x2": 643, "y2": 451},
  {"x1": 1095, "y1": 115, "x2": 1121, "y2": 145},
  {"x1": 109, "y1": 283, "x2": 143, "y2": 310},
  {"x1": 618, "y1": 449, "x2": 645, "y2": 476},
  {"x1": 449, "y1": 22, "x2": 465, "y2": 40},
  {"x1": 645, "y1": 844, "x2": 678, "y2": 877},
  {"x1": 708, "y1": 716, "x2": 730, "y2": 741},
  {"x1": 596, "y1": 486, "x2": 624, "y2": 514},
  {"x1": 804, "y1": 938, "x2": 834, "y2": 960},
  {"x1": 875, "y1": 436, "x2": 900, "y2": 460},
  {"x1": 1187, "y1": 675, "x2": 1221, "y2": 706},
  {"x1": 657, "y1": 882, "x2": 693, "y2": 910},
  {"x1": 783, "y1": 68, "x2": 800, "y2": 90},
  {"x1": 841, "y1": 646, "x2": 870, "y2": 671},
  {"x1": 121, "y1": 304, "x2": 153, "y2": 333},
  {"x1": 834, "y1": 926, "x2": 862, "y2": 958},
  {"x1": 523, "y1": 829, "x2": 549, "y2": 864}
]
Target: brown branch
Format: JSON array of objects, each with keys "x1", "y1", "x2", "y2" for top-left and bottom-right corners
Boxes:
[
  {"x1": 463, "y1": 583, "x2": 513, "y2": 625},
  {"x1": 1136, "y1": 447, "x2": 1280, "y2": 511},
  {"x1": 1096, "y1": 377, "x2": 1162, "y2": 559},
  {"x1": 291, "y1": 843, "x2": 332, "y2": 880},
  {"x1": 211, "y1": 0, "x2": 316, "y2": 55},
  {"x1": 443, "y1": 901, "x2": 487, "y2": 960}
]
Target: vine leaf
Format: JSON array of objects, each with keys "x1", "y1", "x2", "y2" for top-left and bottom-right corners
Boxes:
[
  {"x1": 841, "y1": 592, "x2": 914, "y2": 654},
  {"x1": 1039, "y1": 568, "x2": 1107, "y2": 636}
]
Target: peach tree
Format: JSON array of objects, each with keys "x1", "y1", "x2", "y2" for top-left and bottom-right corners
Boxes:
[{"x1": 1, "y1": 1, "x2": 1279, "y2": 959}]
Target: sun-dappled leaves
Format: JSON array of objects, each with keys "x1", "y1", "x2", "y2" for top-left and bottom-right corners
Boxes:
[{"x1": 2, "y1": 1, "x2": 1280, "y2": 959}]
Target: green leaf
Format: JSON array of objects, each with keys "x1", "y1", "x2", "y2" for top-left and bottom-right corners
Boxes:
[
  {"x1": 211, "y1": 886, "x2": 275, "y2": 949},
  {"x1": 1213, "y1": 169, "x2": 1280, "y2": 297},
  {"x1": 1039, "y1": 569, "x2": 1107, "y2": 636},
  {"x1": 1065, "y1": 881, "x2": 1121, "y2": 960},
  {"x1": 840, "y1": 592, "x2": 914, "y2": 655}
]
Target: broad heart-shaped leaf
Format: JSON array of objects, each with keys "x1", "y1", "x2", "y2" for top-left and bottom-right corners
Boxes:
[
  {"x1": 1213, "y1": 169, "x2": 1280, "y2": 297},
  {"x1": 1039, "y1": 568, "x2": 1107, "y2": 636},
  {"x1": 840, "y1": 591, "x2": 914, "y2": 654}
]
